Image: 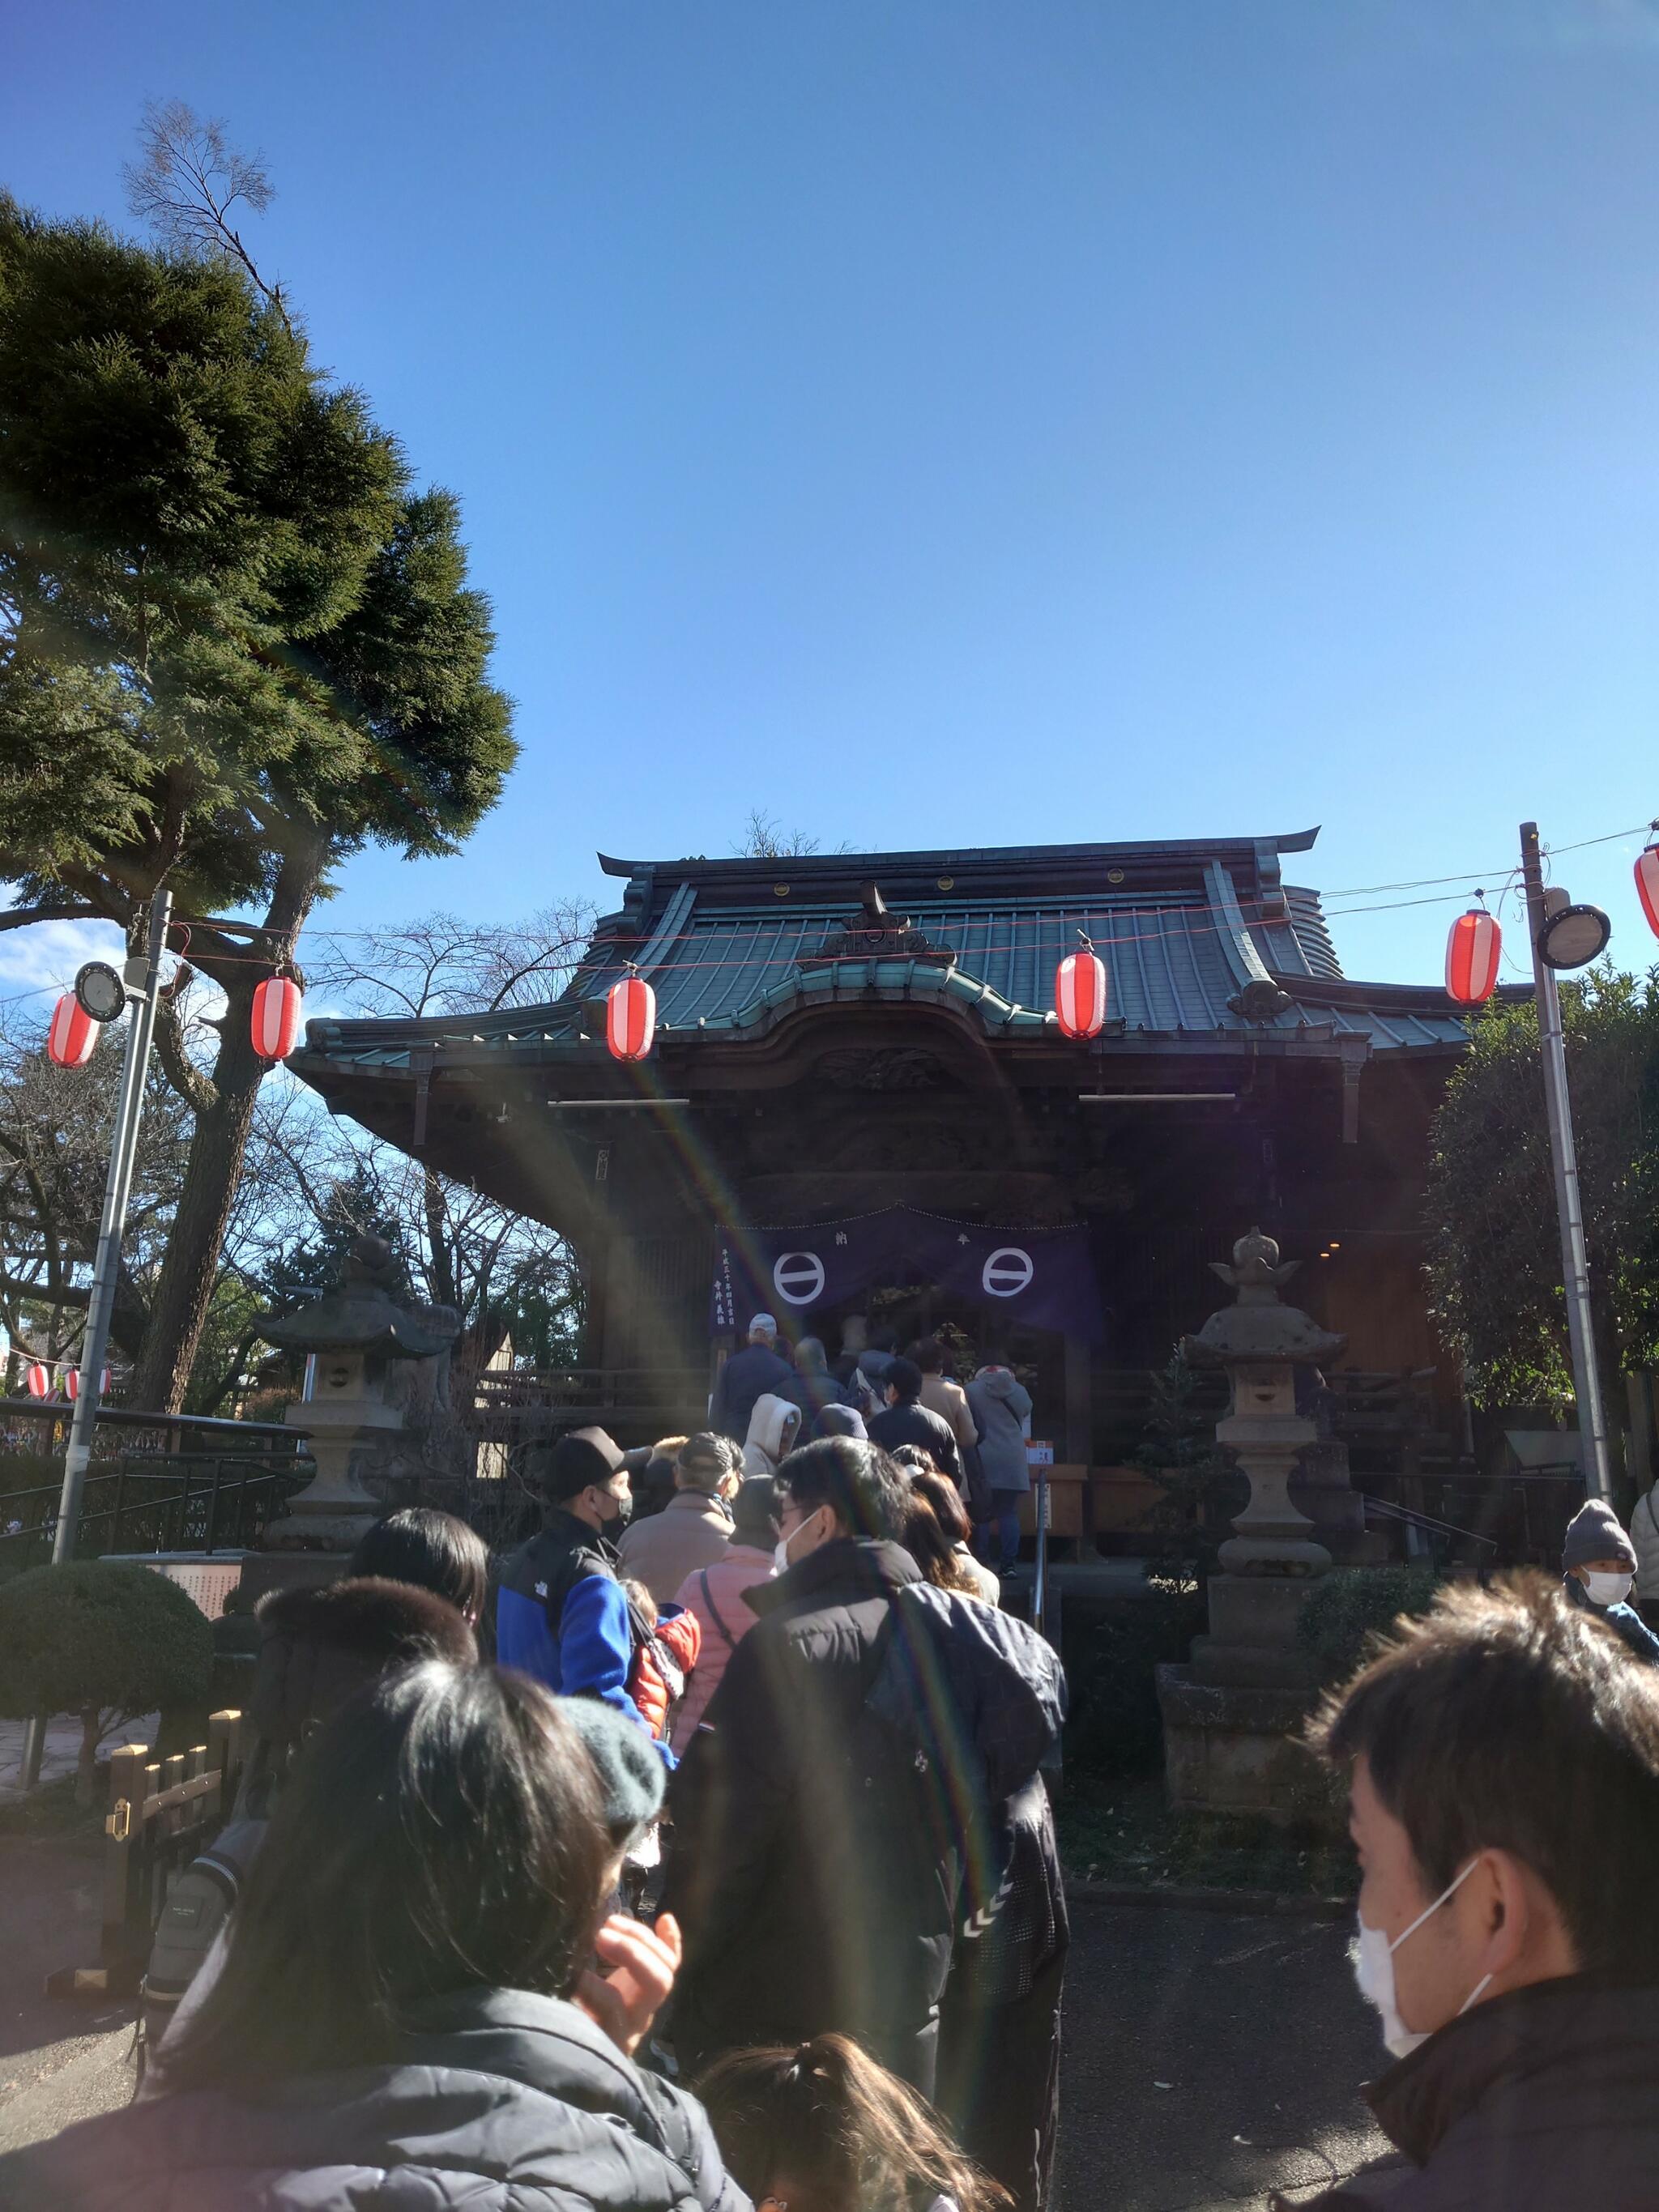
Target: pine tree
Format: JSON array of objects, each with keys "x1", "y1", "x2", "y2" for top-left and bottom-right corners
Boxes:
[{"x1": 0, "y1": 193, "x2": 515, "y2": 1407}]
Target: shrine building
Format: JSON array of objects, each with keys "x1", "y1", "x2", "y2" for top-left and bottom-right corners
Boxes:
[{"x1": 291, "y1": 827, "x2": 1474, "y2": 1465}]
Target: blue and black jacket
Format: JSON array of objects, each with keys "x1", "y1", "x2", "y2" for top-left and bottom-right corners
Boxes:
[
  {"x1": 1563, "y1": 1570, "x2": 1659, "y2": 1665},
  {"x1": 497, "y1": 1511, "x2": 671, "y2": 1758}
]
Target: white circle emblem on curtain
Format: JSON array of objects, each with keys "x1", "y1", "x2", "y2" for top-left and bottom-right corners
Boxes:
[
  {"x1": 773, "y1": 1251, "x2": 827, "y2": 1306},
  {"x1": 983, "y1": 1247, "x2": 1034, "y2": 1298}
]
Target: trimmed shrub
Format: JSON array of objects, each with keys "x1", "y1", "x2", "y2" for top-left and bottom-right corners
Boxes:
[
  {"x1": 1064, "y1": 1579, "x2": 1209, "y2": 1776},
  {"x1": 0, "y1": 1561, "x2": 213, "y2": 1801},
  {"x1": 1296, "y1": 1565, "x2": 1440, "y2": 1689}
]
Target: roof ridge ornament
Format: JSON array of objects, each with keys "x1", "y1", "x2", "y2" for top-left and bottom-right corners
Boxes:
[
  {"x1": 1226, "y1": 978, "x2": 1295, "y2": 1022},
  {"x1": 799, "y1": 880, "x2": 957, "y2": 972}
]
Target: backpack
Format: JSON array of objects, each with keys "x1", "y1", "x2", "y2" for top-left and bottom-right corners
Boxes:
[
  {"x1": 625, "y1": 1599, "x2": 700, "y2": 1741},
  {"x1": 863, "y1": 1583, "x2": 1065, "y2": 1944}
]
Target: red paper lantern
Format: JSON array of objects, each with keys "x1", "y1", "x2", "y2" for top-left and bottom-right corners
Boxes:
[
  {"x1": 1636, "y1": 845, "x2": 1659, "y2": 941},
  {"x1": 45, "y1": 993, "x2": 98, "y2": 1068},
  {"x1": 1446, "y1": 909, "x2": 1502, "y2": 1006},
  {"x1": 1055, "y1": 950, "x2": 1108, "y2": 1040},
  {"x1": 251, "y1": 976, "x2": 304, "y2": 1060},
  {"x1": 23, "y1": 1362, "x2": 49, "y2": 1399},
  {"x1": 65, "y1": 1366, "x2": 111, "y2": 1403},
  {"x1": 607, "y1": 975, "x2": 656, "y2": 1062}
]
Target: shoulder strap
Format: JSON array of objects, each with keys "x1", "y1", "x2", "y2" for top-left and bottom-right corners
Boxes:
[{"x1": 698, "y1": 1568, "x2": 739, "y2": 1652}]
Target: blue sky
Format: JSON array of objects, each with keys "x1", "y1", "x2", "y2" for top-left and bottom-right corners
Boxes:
[{"x1": 5, "y1": 0, "x2": 1659, "y2": 1002}]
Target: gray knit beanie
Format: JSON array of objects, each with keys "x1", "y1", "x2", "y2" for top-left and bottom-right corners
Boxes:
[
  {"x1": 558, "y1": 1698, "x2": 664, "y2": 1849},
  {"x1": 1562, "y1": 1498, "x2": 1636, "y2": 1574}
]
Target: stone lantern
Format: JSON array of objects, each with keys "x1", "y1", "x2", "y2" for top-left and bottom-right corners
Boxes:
[
  {"x1": 241, "y1": 1237, "x2": 462, "y2": 1601},
  {"x1": 1157, "y1": 1228, "x2": 1348, "y2": 1819}
]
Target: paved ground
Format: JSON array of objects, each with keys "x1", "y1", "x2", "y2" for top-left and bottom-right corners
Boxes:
[
  {"x1": 0, "y1": 1846, "x2": 1402, "y2": 2205},
  {"x1": 0, "y1": 1715, "x2": 158, "y2": 1802},
  {"x1": 1057, "y1": 1895, "x2": 1402, "y2": 2210},
  {"x1": 0, "y1": 1836, "x2": 134, "y2": 2157}
]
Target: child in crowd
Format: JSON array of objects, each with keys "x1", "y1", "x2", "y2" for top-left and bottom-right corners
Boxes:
[
  {"x1": 697, "y1": 2032, "x2": 1008, "y2": 2212},
  {"x1": 621, "y1": 1578, "x2": 702, "y2": 1744}
]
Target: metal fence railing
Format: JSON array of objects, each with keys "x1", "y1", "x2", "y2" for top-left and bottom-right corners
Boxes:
[{"x1": 0, "y1": 1402, "x2": 310, "y2": 1575}]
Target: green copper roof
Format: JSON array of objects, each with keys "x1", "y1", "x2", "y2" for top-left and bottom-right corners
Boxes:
[{"x1": 296, "y1": 829, "x2": 1478, "y2": 1072}]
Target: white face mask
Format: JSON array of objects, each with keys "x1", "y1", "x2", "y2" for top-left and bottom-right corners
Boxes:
[
  {"x1": 1584, "y1": 1570, "x2": 1634, "y2": 1607},
  {"x1": 1350, "y1": 1857, "x2": 1494, "y2": 2060},
  {"x1": 774, "y1": 1507, "x2": 818, "y2": 1575}
]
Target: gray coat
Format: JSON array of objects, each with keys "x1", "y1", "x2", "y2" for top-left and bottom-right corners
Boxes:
[
  {"x1": 967, "y1": 1367, "x2": 1033, "y2": 1494},
  {"x1": 0, "y1": 1987, "x2": 750, "y2": 2212}
]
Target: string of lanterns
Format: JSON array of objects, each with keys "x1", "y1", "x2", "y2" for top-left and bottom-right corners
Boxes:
[
  {"x1": 1444, "y1": 837, "x2": 1659, "y2": 1008},
  {"x1": 20, "y1": 1361, "x2": 110, "y2": 1401},
  {"x1": 45, "y1": 963, "x2": 305, "y2": 1070},
  {"x1": 64, "y1": 842, "x2": 1644, "y2": 1072}
]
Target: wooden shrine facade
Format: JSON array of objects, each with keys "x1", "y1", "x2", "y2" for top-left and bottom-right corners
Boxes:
[{"x1": 291, "y1": 829, "x2": 1480, "y2": 1460}]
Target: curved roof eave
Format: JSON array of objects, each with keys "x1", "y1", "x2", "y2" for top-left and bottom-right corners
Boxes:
[{"x1": 595, "y1": 827, "x2": 1321, "y2": 880}]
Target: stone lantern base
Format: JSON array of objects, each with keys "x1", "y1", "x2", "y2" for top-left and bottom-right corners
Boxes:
[
  {"x1": 1154, "y1": 1229, "x2": 1350, "y2": 1824},
  {"x1": 1156, "y1": 1666, "x2": 1330, "y2": 1822}
]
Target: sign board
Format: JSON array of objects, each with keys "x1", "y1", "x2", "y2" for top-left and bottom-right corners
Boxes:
[
  {"x1": 107, "y1": 1552, "x2": 246, "y2": 1620},
  {"x1": 1026, "y1": 1439, "x2": 1055, "y2": 1467}
]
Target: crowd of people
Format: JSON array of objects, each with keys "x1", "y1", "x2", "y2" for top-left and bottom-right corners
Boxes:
[{"x1": 6, "y1": 1320, "x2": 1659, "y2": 2210}]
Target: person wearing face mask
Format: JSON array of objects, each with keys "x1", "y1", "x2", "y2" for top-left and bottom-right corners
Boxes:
[
  {"x1": 1274, "y1": 1575, "x2": 1659, "y2": 2211},
  {"x1": 1559, "y1": 1497, "x2": 1659, "y2": 1664},
  {"x1": 497, "y1": 1427, "x2": 667, "y2": 1753},
  {"x1": 666, "y1": 1437, "x2": 970, "y2": 2095}
]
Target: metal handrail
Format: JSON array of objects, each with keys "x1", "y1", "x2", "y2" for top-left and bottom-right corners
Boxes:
[
  {"x1": 0, "y1": 1453, "x2": 307, "y2": 1562},
  {"x1": 0, "y1": 1399, "x2": 301, "y2": 1438}
]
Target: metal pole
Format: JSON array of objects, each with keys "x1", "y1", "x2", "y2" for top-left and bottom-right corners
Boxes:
[
  {"x1": 18, "y1": 889, "x2": 171, "y2": 1788},
  {"x1": 1034, "y1": 1468, "x2": 1050, "y2": 1637},
  {"x1": 1518, "y1": 824, "x2": 1613, "y2": 1502}
]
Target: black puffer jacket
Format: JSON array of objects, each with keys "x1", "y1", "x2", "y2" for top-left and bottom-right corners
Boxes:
[
  {"x1": 866, "y1": 1398, "x2": 963, "y2": 1481},
  {"x1": 665, "y1": 1541, "x2": 1064, "y2": 2095},
  {"x1": 0, "y1": 1988, "x2": 751, "y2": 2212},
  {"x1": 1273, "y1": 1978, "x2": 1659, "y2": 2210}
]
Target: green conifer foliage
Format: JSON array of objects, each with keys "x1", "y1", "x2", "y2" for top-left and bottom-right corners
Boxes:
[{"x1": 0, "y1": 196, "x2": 515, "y2": 1407}]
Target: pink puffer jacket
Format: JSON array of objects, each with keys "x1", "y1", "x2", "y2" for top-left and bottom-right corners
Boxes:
[{"x1": 669, "y1": 1542, "x2": 774, "y2": 1752}]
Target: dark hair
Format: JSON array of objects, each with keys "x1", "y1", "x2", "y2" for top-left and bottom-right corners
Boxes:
[
  {"x1": 884, "y1": 1356, "x2": 923, "y2": 1402},
  {"x1": 732, "y1": 1473, "x2": 781, "y2": 1545},
  {"x1": 912, "y1": 1336, "x2": 947, "y2": 1376},
  {"x1": 868, "y1": 1325, "x2": 898, "y2": 1354},
  {"x1": 1310, "y1": 1574, "x2": 1659, "y2": 1979},
  {"x1": 898, "y1": 1472, "x2": 979, "y2": 1596},
  {"x1": 697, "y1": 2033, "x2": 1008, "y2": 2212},
  {"x1": 678, "y1": 1430, "x2": 740, "y2": 1493},
  {"x1": 908, "y1": 1467, "x2": 970, "y2": 1548},
  {"x1": 164, "y1": 1664, "x2": 611, "y2": 2090},
  {"x1": 633, "y1": 1455, "x2": 678, "y2": 1521},
  {"x1": 887, "y1": 1441, "x2": 941, "y2": 1477},
  {"x1": 795, "y1": 1336, "x2": 830, "y2": 1375},
  {"x1": 349, "y1": 1510, "x2": 489, "y2": 1622},
  {"x1": 778, "y1": 1437, "x2": 907, "y2": 1541}
]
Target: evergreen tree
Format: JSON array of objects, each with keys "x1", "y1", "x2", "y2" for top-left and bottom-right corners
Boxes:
[
  {"x1": 1425, "y1": 967, "x2": 1659, "y2": 1413},
  {"x1": 0, "y1": 193, "x2": 514, "y2": 1407}
]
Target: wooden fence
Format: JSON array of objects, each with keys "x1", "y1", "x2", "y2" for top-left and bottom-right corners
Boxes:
[{"x1": 45, "y1": 1709, "x2": 245, "y2": 2000}]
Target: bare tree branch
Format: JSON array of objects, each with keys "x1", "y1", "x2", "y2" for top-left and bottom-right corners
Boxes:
[{"x1": 123, "y1": 99, "x2": 291, "y2": 332}]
